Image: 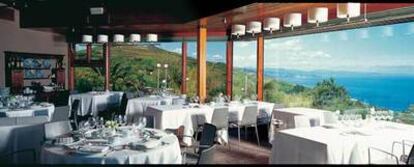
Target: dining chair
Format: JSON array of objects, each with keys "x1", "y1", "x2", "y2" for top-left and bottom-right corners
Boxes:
[
  {"x1": 44, "y1": 120, "x2": 73, "y2": 140},
  {"x1": 33, "y1": 109, "x2": 49, "y2": 117},
  {"x1": 183, "y1": 144, "x2": 217, "y2": 164},
  {"x1": 197, "y1": 144, "x2": 217, "y2": 164},
  {"x1": 323, "y1": 112, "x2": 338, "y2": 124},
  {"x1": 69, "y1": 99, "x2": 80, "y2": 130},
  {"x1": 118, "y1": 93, "x2": 128, "y2": 116},
  {"x1": 229, "y1": 105, "x2": 260, "y2": 147},
  {"x1": 180, "y1": 123, "x2": 217, "y2": 163},
  {"x1": 51, "y1": 106, "x2": 70, "y2": 122},
  {"x1": 294, "y1": 115, "x2": 311, "y2": 128},
  {"x1": 0, "y1": 148, "x2": 37, "y2": 164},
  {"x1": 195, "y1": 108, "x2": 229, "y2": 144},
  {"x1": 368, "y1": 139, "x2": 414, "y2": 164}
]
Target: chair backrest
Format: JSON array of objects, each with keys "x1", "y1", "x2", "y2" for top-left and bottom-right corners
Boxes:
[
  {"x1": 51, "y1": 106, "x2": 70, "y2": 122},
  {"x1": 323, "y1": 112, "x2": 338, "y2": 124},
  {"x1": 69, "y1": 99, "x2": 80, "y2": 130},
  {"x1": 70, "y1": 99, "x2": 80, "y2": 118},
  {"x1": 44, "y1": 120, "x2": 72, "y2": 140},
  {"x1": 33, "y1": 109, "x2": 49, "y2": 117},
  {"x1": 197, "y1": 144, "x2": 217, "y2": 164},
  {"x1": 0, "y1": 117, "x2": 17, "y2": 126},
  {"x1": 16, "y1": 116, "x2": 48, "y2": 125},
  {"x1": 407, "y1": 144, "x2": 414, "y2": 164},
  {"x1": 241, "y1": 105, "x2": 258, "y2": 126},
  {"x1": 119, "y1": 93, "x2": 128, "y2": 115},
  {"x1": 199, "y1": 123, "x2": 217, "y2": 151},
  {"x1": 54, "y1": 90, "x2": 70, "y2": 107},
  {"x1": 294, "y1": 115, "x2": 311, "y2": 128},
  {"x1": 144, "y1": 115, "x2": 155, "y2": 128},
  {"x1": 211, "y1": 107, "x2": 229, "y2": 129}
]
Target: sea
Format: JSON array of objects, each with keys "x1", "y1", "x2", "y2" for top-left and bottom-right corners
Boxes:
[{"x1": 261, "y1": 69, "x2": 414, "y2": 112}]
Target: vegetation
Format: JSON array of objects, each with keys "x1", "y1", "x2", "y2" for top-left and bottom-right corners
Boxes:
[{"x1": 74, "y1": 44, "x2": 414, "y2": 124}]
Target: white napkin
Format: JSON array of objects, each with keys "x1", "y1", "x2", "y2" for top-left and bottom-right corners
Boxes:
[
  {"x1": 78, "y1": 145, "x2": 110, "y2": 154},
  {"x1": 129, "y1": 139, "x2": 161, "y2": 149}
]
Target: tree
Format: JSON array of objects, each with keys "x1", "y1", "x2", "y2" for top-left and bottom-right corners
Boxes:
[{"x1": 311, "y1": 78, "x2": 351, "y2": 110}]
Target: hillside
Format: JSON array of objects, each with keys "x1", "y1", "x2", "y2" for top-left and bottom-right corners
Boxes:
[{"x1": 75, "y1": 45, "x2": 226, "y2": 98}]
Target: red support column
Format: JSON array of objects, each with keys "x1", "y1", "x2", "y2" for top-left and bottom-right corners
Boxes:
[
  {"x1": 68, "y1": 43, "x2": 75, "y2": 91},
  {"x1": 181, "y1": 41, "x2": 187, "y2": 94},
  {"x1": 257, "y1": 34, "x2": 264, "y2": 101},
  {"x1": 104, "y1": 43, "x2": 111, "y2": 91},
  {"x1": 226, "y1": 40, "x2": 233, "y2": 99},
  {"x1": 86, "y1": 43, "x2": 92, "y2": 63}
]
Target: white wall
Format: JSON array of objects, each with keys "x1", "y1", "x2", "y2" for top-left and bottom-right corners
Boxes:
[{"x1": 0, "y1": 9, "x2": 67, "y2": 88}]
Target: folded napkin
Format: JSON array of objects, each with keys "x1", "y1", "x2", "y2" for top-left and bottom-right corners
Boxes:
[
  {"x1": 129, "y1": 138, "x2": 161, "y2": 150},
  {"x1": 77, "y1": 145, "x2": 110, "y2": 154}
]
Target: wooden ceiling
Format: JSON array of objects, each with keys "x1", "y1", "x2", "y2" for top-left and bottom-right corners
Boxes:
[{"x1": 2, "y1": 0, "x2": 414, "y2": 41}]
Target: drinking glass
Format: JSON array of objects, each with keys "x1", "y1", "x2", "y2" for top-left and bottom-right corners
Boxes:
[
  {"x1": 99, "y1": 117, "x2": 105, "y2": 128},
  {"x1": 137, "y1": 117, "x2": 147, "y2": 129},
  {"x1": 118, "y1": 115, "x2": 123, "y2": 126}
]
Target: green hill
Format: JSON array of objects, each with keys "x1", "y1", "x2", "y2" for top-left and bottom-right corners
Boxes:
[{"x1": 75, "y1": 45, "x2": 227, "y2": 99}]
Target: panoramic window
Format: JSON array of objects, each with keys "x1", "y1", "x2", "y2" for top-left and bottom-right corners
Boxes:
[
  {"x1": 233, "y1": 41, "x2": 258, "y2": 101},
  {"x1": 261, "y1": 22, "x2": 414, "y2": 124}
]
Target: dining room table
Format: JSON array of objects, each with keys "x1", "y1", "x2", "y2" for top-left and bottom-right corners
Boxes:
[
  {"x1": 0, "y1": 102, "x2": 55, "y2": 121},
  {"x1": 40, "y1": 126, "x2": 182, "y2": 164},
  {"x1": 268, "y1": 107, "x2": 331, "y2": 143},
  {"x1": 145, "y1": 104, "x2": 228, "y2": 145},
  {"x1": 125, "y1": 95, "x2": 181, "y2": 124},
  {"x1": 213, "y1": 101, "x2": 275, "y2": 123},
  {"x1": 69, "y1": 91, "x2": 124, "y2": 117},
  {"x1": 269, "y1": 120, "x2": 414, "y2": 164}
]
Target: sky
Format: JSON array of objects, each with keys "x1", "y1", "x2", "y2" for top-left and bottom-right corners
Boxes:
[{"x1": 160, "y1": 22, "x2": 414, "y2": 74}]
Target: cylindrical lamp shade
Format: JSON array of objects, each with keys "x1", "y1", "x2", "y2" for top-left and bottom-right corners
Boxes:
[
  {"x1": 97, "y1": 34, "x2": 108, "y2": 43},
  {"x1": 82, "y1": 35, "x2": 93, "y2": 43},
  {"x1": 283, "y1": 13, "x2": 302, "y2": 28},
  {"x1": 129, "y1": 34, "x2": 141, "y2": 43},
  {"x1": 337, "y1": 3, "x2": 360, "y2": 18},
  {"x1": 231, "y1": 24, "x2": 246, "y2": 36},
  {"x1": 308, "y1": 7, "x2": 328, "y2": 24},
  {"x1": 113, "y1": 34, "x2": 124, "y2": 43},
  {"x1": 246, "y1": 21, "x2": 262, "y2": 34},
  {"x1": 263, "y1": 17, "x2": 280, "y2": 31},
  {"x1": 147, "y1": 34, "x2": 158, "y2": 42}
]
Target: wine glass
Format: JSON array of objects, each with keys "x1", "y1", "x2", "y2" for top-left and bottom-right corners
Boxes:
[
  {"x1": 194, "y1": 96, "x2": 199, "y2": 104},
  {"x1": 118, "y1": 115, "x2": 123, "y2": 126},
  {"x1": 138, "y1": 117, "x2": 147, "y2": 129},
  {"x1": 99, "y1": 117, "x2": 105, "y2": 128}
]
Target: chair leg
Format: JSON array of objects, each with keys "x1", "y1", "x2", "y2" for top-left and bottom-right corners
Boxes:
[
  {"x1": 238, "y1": 126, "x2": 240, "y2": 150},
  {"x1": 194, "y1": 128, "x2": 199, "y2": 142},
  {"x1": 227, "y1": 128, "x2": 231, "y2": 150},
  {"x1": 244, "y1": 126, "x2": 247, "y2": 139},
  {"x1": 255, "y1": 125, "x2": 260, "y2": 147}
]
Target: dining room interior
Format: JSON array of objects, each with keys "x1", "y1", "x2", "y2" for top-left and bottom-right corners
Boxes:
[{"x1": 0, "y1": 0, "x2": 414, "y2": 165}]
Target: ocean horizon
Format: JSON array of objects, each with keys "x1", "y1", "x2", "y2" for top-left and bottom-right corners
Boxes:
[{"x1": 258, "y1": 68, "x2": 414, "y2": 112}]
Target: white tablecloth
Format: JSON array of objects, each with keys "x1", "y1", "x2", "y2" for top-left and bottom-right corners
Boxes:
[
  {"x1": 125, "y1": 96, "x2": 175, "y2": 124},
  {"x1": 69, "y1": 91, "x2": 124, "y2": 116},
  {"x1": 146, "y1": 105, "x2": 225, "y2": 145},
  {"x1": 0, "y1": 104, "x2": 55, "y2": 121},
  {"x1": 269, "y1": 121, "x2": 414, "y2": 164},
  {"x1": 211, "y1": 101, "x2": 274, "y2": 123},
  {"x1": 40, "y1": 129, "x2": 182, "y2": 164},
  {"x1": 269, "y1": 107, "x2": 330, "y2": 143},
  {"x1": 0, "y1": 123, "x2": 46, "y2": 163}
]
